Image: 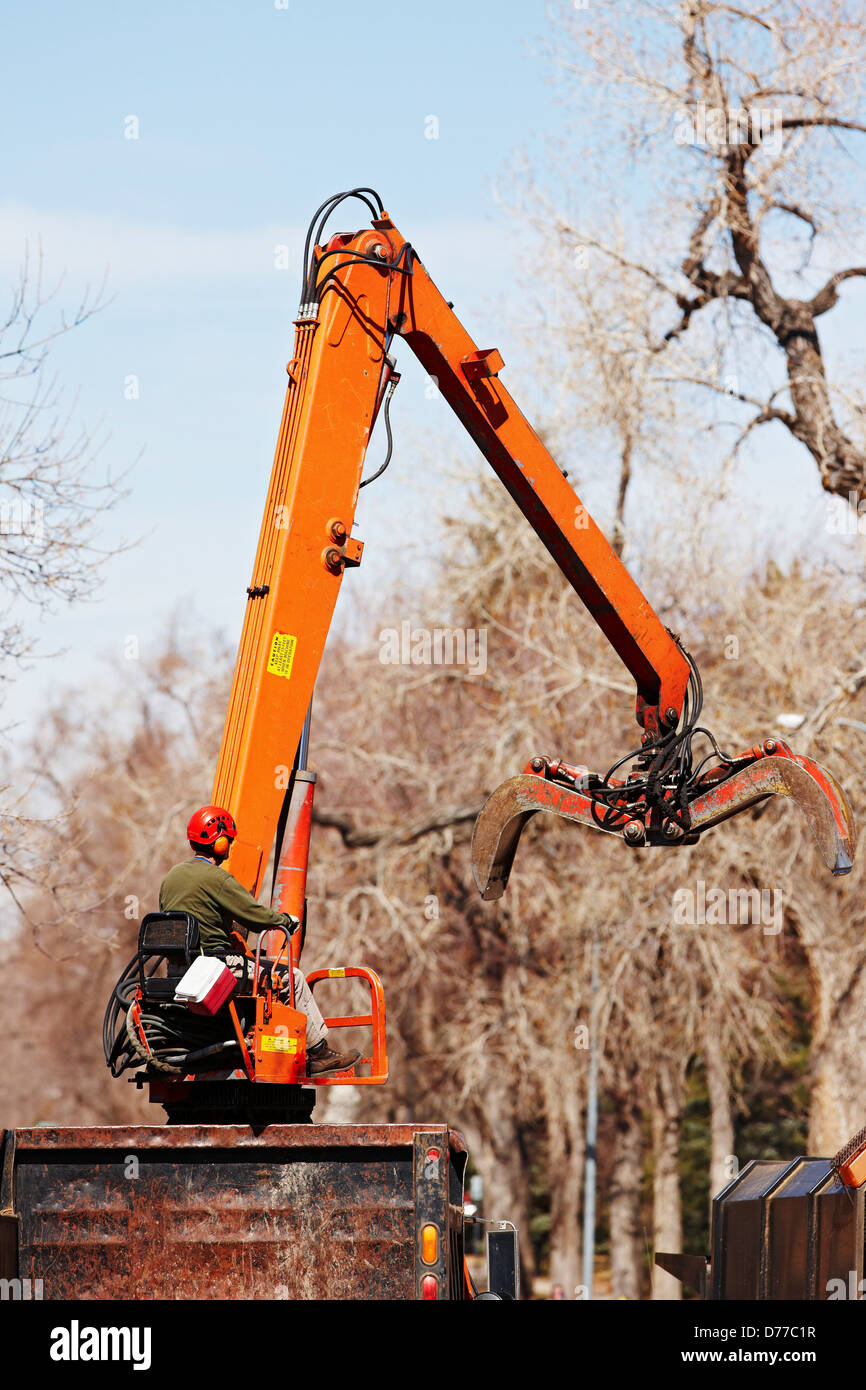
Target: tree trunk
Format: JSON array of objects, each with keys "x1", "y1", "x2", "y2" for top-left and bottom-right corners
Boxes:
[
  {"x1": 461, "y1": 1068, "x2": 536, "y2": 1297},
  {"x1": 703, "y1": 1020, "x2": 735, "y2": 1215},
  {"x1": 545, "y1": 1072, "x2": 584, "y2": 1298},
  {"x1": 612, "y1": 434, "x2": 633, "y2": 558},
  {"x1": 651, "y1": 1066, "x2": 683, "y2": 1301},
  {"x1": 609, "y1": 1092, "x2": 643, "y2": 1299},
  {"x1": 803, "y1": 937, "x2": 866, "y2": 1153}
]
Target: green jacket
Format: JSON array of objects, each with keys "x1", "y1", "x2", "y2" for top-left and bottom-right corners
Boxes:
[{"x1": 159, "y1": 856, "x2": 298, "y2": 953}]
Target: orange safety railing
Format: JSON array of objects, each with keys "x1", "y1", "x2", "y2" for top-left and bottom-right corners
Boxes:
[{"x1": 303, "y1": 966, "x2": 387, "y2": 1085}]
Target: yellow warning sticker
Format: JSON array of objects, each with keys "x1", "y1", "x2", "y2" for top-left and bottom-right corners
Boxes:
[
  {"x1": 267, "y1": 632, "x2": 297, "y2": 680},
  {"x1": 328, "y1": 968, "x2": 346, "y2": 978},
  {"x1": 261, "y1": 1035, "x2": 298, "y2": 1053}
]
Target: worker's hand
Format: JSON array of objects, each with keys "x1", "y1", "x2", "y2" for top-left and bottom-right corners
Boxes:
[{"x1": 282, "y1": 913, "x2": 301, "y2": 935}]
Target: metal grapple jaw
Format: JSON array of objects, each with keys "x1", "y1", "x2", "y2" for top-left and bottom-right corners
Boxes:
[{"x1": 472, "y1": 739, "x2": 856, "y2": 901}]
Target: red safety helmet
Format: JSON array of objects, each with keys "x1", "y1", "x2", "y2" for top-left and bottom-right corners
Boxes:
[{"x1": 187, "y1": 805, "x2": 237, "y2": 858}]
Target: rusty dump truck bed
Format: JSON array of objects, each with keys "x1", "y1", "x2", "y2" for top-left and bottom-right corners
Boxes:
[{"x1": 0, "y1": 1123, "x2": 468, "y2": 1300}]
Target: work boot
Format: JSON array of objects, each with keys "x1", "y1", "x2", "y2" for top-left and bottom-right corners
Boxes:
[{"x1": 306, "y1": 1040, "x2": 361, "y2": 1076}]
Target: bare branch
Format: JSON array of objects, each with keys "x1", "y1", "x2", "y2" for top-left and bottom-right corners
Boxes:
[
  {"x1": 808, "y1": 266, "x2": 866, "y2": 317},
  {"x1": 313, "y1": 803, "x2": 480, "y2": 849}
]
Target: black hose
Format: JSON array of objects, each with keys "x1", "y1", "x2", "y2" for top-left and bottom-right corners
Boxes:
[
  {"x1": 359, "y1": 376, "x2": 398, "y2": 489},
  {"x1": 299, "y1": 187, "x2": 386, "y2": 307},
  {"x1": 104, "y1": 951, "x2": 248, "y2": 1077}
]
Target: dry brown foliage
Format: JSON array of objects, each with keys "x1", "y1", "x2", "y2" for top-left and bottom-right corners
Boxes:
[{"x1": 3, "y1": 468, "x2": 859, "y2": 1300}]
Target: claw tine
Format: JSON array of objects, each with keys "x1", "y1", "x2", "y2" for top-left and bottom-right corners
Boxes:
[
  {"x1": 687, "y1": 755, "x2": 856, "y2": 877},
  {"x1": 472, "y1": 773, "x2": 618, "y2": 899},
  {"x1": 471, "y1": 779, "x2": 538, "y2": 900}
]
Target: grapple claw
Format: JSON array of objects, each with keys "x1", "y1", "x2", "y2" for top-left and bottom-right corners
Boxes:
[
  {"x1": 686, "y1": 747, "x2": 856, "y2": 877},
  {"x1": 471, "y1": 741, "x2": 856, "y2": 901},
  {"x1": 472, "y1": 773, "x2": 607, "y2": 901}
]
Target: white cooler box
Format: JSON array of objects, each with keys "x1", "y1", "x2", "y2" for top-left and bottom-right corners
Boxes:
[{"x1": 173, "y1": 956, "x2": 237, "y2": 1016}]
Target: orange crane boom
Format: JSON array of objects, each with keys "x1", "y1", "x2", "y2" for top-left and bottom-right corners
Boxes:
[
  {"x1": 210, "y1": 190, "x2": 855, "y2": 907},
  {"x1": 102, "y1": 190, "x2": 856, "y2": 1125}
]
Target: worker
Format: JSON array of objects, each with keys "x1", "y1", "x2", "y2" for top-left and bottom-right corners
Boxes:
[{"x1": 159, "y1": 804, "x2": 359, "y2": 1077}]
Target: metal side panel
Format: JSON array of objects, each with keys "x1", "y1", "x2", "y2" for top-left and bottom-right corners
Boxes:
[
  {"x1": 0, "y1": 1130, "x2": 17, "y2": 1281},
  {"x1": 764, "y1": 1157, "x2": 834, "y2": 1300},
  {"x1": 711, "y1": 1159, "x2": 799, "y2": 1300},
  {"x1": 9, "y1": 1124, "x2": 461, "y2": 1301},
  {"x1": 810, "y1": 1168, "x2": 865, "y2": 1301},
  {"x1": 0, "y1": 1215, "x2": 17, "y2": 1281},
  {"x1": 410, "y1": 1129, "x2": 469, "y2": 1301}
]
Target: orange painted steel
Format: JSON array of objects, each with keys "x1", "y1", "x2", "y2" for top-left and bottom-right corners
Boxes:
[
  {"x1": 268, "y1": 769, "x2": 316, "y2": 971},
  {"x1": 303, "y1": 967, "x2": 388, "y2": 1086},
  {"x1": 839, "y1": 1148, "x2": 866, "y2": 1189},
  {"x1": 227, "y1": 999, "x2": 255, "y2": 1082},
  {"x1": 253, "y1": 995, "x2": 306, "y2": 1085},
  {"x1": 211, "y1": 213, "x2": 691, "y2": 897}
]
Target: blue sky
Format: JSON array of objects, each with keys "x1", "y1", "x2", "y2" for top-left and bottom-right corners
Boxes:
[
  {"x1": 1, "y1": 0, "x2": 864, "y2": 745},
  {"x1": 0, "y1": 0, "x2": 565, "y2": 734}
]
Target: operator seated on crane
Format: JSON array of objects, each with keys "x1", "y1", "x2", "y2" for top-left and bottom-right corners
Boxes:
[{"x1": 159, "y1": 805, "x2": 359, "y2": 1078}]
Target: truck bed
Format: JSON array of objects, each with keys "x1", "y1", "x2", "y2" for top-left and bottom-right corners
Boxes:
[{"x1": 0, "y1": 1123, "x2": 468, "y2": 1300}]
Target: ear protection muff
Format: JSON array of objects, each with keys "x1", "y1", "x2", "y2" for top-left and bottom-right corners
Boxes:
[{"x1": 187, "y1": 804, "x2": 237, "y2": 856}]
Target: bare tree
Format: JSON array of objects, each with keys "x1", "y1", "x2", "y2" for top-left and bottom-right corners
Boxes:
[
  {"x1": 517, "y1": 0, "x2": 866, "y2": 509},
  {"x1": 0, "y1": 247, "x2": 125, "y2": 679},
  {"x1": 4, "y1": 471, "x2": 863, "y2": 1296},
  {"x1": 505, "y1": 223, "x2": 686, "y2": 558},
  {"x1": 0, "y1": 247, "x2": 134, "y2": 917},
  {"x1": 608, "y1": 1064, "x2": 644, "y2": 1299}
]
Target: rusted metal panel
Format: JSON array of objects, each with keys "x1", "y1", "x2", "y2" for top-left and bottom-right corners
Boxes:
[
  {"x1": 8, "y1": 1124, "x2": 467, "y2": 1301},
  {"x1": 13, "y1": 1123, "x2": 463, "y2": 1152},
  {"x1": 0, "y1": 1215, "x2": 17, "y2": 1279},
  {"x1": 0, "y1": 1128, "x2": 16, "y2": 1208},
  {"x1": 688, "y1": 751, "x2": 856, "y2": 875},
  {"x1": 810, "y1": 1167, "x2": 865, "y2": 1300},
  {"x1": 711, "y1": 1159, "x2": 796, "y2": 1300},
  {"x1": 413, "y1": 1131, "x2": 450, "y2": 1300},
  {"x1": 760, "y1": 1157, "x2": 835, "y2": 1300},
  {"x1": 708, "y1": 1155, "x2": 865, "y2": 1300}
]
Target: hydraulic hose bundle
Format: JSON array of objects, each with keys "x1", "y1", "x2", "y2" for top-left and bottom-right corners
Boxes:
[{"x1": 103, "y1": 953, "x2": 243, "y2": 1077}]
